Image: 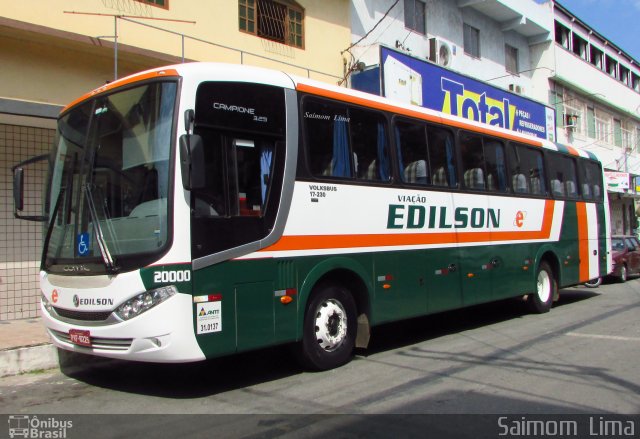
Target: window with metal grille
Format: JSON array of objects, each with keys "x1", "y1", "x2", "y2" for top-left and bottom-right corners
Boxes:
[
  {"x1": 134, "y1": 0, "x2": 167, "y2": 8},
  {"x1": 239, "y1": 0, "x2": 304, "y2": 48}
]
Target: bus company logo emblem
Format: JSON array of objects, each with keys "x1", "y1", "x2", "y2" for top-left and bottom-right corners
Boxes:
[
  {"x1": 51, "y1": 289, "x2": 59, "y2": 304},
  {"x1": 199, "y1": 307, "x2": 206, "y2": 316},
  {"x1": 514, "y1": 211, "x2": 527, "y2": 228},
  {"x1": 72, "y1": 296, "x2": 114, "y2": 307}
]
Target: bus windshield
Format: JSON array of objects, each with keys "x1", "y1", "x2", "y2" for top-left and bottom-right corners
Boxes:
[{"x1": 43, "y1": 81, "x2": 177, "y2": 274}]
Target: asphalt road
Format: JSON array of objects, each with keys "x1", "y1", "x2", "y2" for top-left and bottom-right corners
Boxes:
[{"x1": 1, "y1": 279, "x2": 639, "y2": 438}]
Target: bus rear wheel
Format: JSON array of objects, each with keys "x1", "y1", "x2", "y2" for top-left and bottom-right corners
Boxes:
[
  {"x1": 297, "y1": 283, "x2": 357, "y2": 371},
  {"x1": 527, "y1": 261, "x2": 555, "y2": 314}
]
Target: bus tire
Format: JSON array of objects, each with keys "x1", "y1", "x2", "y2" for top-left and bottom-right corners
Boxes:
[
  {"x1": 527, "y1": 261, "x2": 555, "y2": 314},
  {"x1": 297, "y1": 283, "x2": 357, "y2": 371},
  {"x1": 618, "y1": 265, "x2": 628, "y2": 283},
  {"x1": 583, "y1": 277, "x2": 602, "y2": 288}
]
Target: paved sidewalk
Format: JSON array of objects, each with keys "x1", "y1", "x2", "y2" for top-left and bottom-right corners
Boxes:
[
  {"x1": 0, "y1": 318, "x2": 58, "y2": 377},
  {"x1": 0, "y1": 318, "x2": 49, "y2": 350}
]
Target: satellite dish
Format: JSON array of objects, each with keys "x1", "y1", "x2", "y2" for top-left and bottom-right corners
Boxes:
[{"x1": 439, "y1": 43, "x2": 451, "y2": 67}]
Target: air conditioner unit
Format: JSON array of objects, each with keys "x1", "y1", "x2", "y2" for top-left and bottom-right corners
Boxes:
[
  {"x1": 508, "y1": 84, "x2": 524, "y2": 95},
  {"x1": 428, "y1": 38, "x2": 453, "y2": 68},
  {"x1": 563, "y1": 113, "x2": 579, "y2": 130}
]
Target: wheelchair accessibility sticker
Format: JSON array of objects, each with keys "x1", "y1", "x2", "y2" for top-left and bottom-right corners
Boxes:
[{"x1": 77, "y1": 232, "x2": 90, "y2": 256}]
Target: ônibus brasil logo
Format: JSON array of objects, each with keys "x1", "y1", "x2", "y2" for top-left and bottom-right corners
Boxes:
[{"x1": 8, "y1": 415, "x2": 73, "y2": 438}]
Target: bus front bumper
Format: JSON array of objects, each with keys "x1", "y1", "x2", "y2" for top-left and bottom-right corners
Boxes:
[{"x1": 41, "y1": 293, "x2": 206, "y2": 363}]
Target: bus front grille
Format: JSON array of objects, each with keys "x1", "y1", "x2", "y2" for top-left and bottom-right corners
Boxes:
[{"x1": 53, "y1": 307, "x2": 113, "y2": 322}]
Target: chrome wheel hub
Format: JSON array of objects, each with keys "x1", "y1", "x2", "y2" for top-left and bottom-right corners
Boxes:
[{"x1": 314, "y1": 299, "x2": 347, "y2": 352}]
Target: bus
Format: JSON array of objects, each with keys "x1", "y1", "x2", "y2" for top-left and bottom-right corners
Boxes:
[{"x1": 13, "y1": 62, "x2": 611, "y2": 370}]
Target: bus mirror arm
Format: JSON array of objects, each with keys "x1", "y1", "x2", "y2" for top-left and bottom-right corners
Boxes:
[{"x1": 184, "y1": 109, "x2": 195, "y2": 135}]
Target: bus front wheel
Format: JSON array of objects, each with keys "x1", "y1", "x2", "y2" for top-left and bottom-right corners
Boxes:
[
  {"x1": 297, "y1": 283, "x2": 357, "y2": 371},
  {"x1": 527, "y1": 261, "x2": 555, "y2": 314}
]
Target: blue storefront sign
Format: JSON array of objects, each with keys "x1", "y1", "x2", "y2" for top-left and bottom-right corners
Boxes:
[{"x1": 352, "y1": 47, "x2": 556, "y2": 141}]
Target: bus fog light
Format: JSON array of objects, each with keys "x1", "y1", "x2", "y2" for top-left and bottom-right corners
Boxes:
[
  {"x1": 41, "y1": 293, "x2": 53, "y2": 313},
  {"x1": 115, "y1": 286, "x2": 177, "y2": 321}
]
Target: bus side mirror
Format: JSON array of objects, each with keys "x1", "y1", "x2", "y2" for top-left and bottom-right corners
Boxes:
[
  {"x1": 12, "y1": 154, "x2": 48, "y2": 221},
  {"x1": 179, "y1": 134, "x2": 205, "y2": 190},
  {"x1": 13, "y1": 167, "x2": 24, "y2": 211}
]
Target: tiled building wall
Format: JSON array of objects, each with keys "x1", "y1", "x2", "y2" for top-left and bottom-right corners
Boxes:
[{"x1": 0, "y1": 124, "x2": 53, "y2": 320}]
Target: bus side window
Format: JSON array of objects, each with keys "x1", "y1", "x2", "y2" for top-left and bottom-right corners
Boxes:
[
  {"x1": 395, "y1": 119, "x2": 429, "y2": 185},
  {"x1": 509, "y1": 143, "x2": 547, "y2": 196},
  {"x1": 303, "y1": 99, "x2": 352, "y2": 179},
  {"x1": 460, "y1": 132, "x2": 486, "y2": 190},
  {"x1": 484, "y1": 139, "x2": 507, "y2": 192},
  {"x1": 548, "y1": 155, "x2": 578, "y2": 199},
  {"x1": 350, "y1": 108, "x2": 390, "y2": 182},
  {"x1": 427, "y1": 126, "x2": 455, "y2": 187},
  {"x1": 580, "y1": 160, "x2": 603, "y2": 202}
]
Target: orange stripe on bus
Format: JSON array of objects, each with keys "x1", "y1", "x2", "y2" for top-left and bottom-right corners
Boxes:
[
  {"x1": 263, "y1": 200, "x2": 556, "y2": 252},
  {"x1": 576, "y1": 202, "x2": 590, "y2": 282},
  {"x1": 62, "y1": 68, "x2": 181, "y2": 114},
  {"x1": 296, "y1": 82, "x2": 544, "y2": 148},
  {"x1": 566, "y1": 145, "x2": 581, "y2": 156}
]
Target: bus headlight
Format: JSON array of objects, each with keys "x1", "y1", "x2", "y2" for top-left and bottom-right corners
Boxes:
[{"x1": 115, "y1": 286, "x2": 177, "y2": 321}]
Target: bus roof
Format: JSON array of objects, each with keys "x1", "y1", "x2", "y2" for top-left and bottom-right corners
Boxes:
[{"x1": 60, "y1": 62, "x2": 598, "y2": 162}]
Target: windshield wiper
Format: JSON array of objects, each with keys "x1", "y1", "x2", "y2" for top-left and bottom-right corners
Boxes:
[{"x1": 83, "y1": 183, "x2": 119, "y2": 274}]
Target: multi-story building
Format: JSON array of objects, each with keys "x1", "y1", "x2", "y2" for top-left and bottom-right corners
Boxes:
[
  {"x1": 347, "y1": 0, "x2": 640, "y2": 236},
  {"x1": 0, "y1": 0, "x2": 351, "y2": 320},
  {"x1": 530, "y1": 1, "x2": 640, "y2": 236},
  {"x1": 348, "y1": 0, "x2": 552, "y2": 98}
]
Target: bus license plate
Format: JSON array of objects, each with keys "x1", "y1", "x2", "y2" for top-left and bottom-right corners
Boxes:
[{"x1": 69, "y1": 329, "x2": 91, "y2": 347}]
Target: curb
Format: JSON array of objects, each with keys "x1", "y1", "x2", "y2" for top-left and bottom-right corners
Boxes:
[{"x1": 0, "y1": 344, "x2": 59, "y2": 377}]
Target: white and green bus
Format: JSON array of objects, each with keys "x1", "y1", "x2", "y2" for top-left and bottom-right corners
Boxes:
[{"x1": 13, "y1": 63, "x2": 611, "y2": 370}]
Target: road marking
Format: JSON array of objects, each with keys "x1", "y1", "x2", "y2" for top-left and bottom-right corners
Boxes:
[{"x1": 566, "y1": 332, "x2": 640, "y2": 342}]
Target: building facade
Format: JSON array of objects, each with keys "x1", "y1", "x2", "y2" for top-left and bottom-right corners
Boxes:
[
  {"x1": 347, "y1": 0, "x2": 640, "y2": 236},
  {"x1": 0, "y1": 0, "x2": 350, "y2": 320},
  {"x1": 531, "y1": 1, "x2": 640, "y2": 236}
]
